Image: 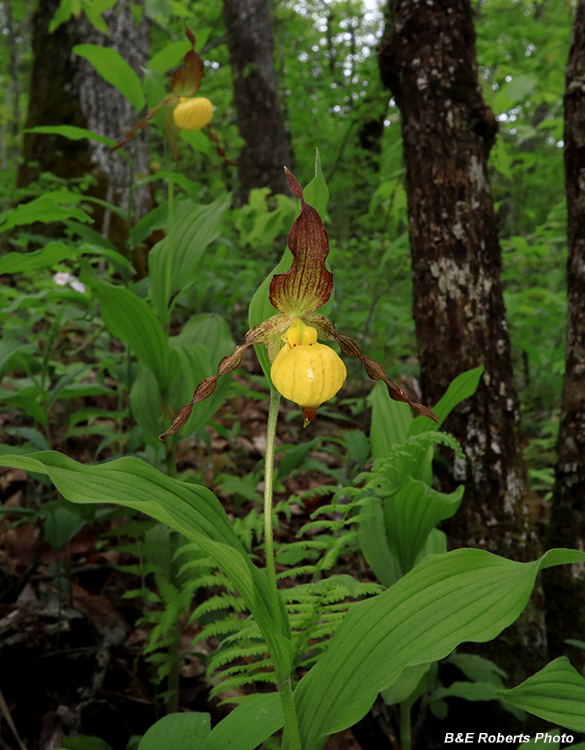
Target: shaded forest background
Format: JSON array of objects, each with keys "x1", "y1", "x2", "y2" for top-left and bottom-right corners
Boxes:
[{"x1": 2, "y1": 0, "x2": 585, "y2": 746}]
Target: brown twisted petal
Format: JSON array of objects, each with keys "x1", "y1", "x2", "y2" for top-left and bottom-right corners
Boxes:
[
  {"x1": 307, "y1": 313, "x2": 438, "y2": 423},
  {"x1": 159, "y1": 315, "x2": 290, "y2": 441}
]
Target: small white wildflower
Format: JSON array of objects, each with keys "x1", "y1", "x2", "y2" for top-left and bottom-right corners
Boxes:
[
  {"x1": 53, "y1": 271, "x2": 74, "y2": 286},
  {"x1": 70, "y1": 279, "x2": 86, "y2": 294}
]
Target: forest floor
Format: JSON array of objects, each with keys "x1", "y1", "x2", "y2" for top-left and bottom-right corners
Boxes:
[{"x1": 0, "y1": 352, "x2": 371, "y2": 750}]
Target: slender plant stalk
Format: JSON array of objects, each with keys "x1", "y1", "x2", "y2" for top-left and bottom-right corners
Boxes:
[
  {"x1": 400, "y1": 700, "x2": 412, "y2": 750},
  {"x1": 166, "y1": 622, "x2": 180, "y2": 713},
  {"x1": 164, "y1": 170, "x2": 175, "y2": 332},
  {"x1": 263, "y1": 388, "x2": 302, "y2": 750},
  {"x1": 263, "y1": 387, "x2": 281, "y2": 619}
]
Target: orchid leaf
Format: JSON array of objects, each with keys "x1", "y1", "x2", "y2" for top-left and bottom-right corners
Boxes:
[
  {"x1": 85, "y1": 276, "x2": 171, "y2": 392},
  {"x1": 0, "y1": 452, "x2": 292, "y2": 668},
  {"x1": 496, "y1": 657, "x2": 585, "y2": 731},
  {"x1": 368, "y1": 380, "x2": 412, "y2": 461},
  {"x1": 0, "y1": 242, "x2": 76, "y2": 274},
  {"x1": 409, "y1": 365, "x2": 484, "y2": 436},
  {"x1": 24, "y1": 125, "x2": 116, "y2": 148},
  {"x1": 148, "y1": 40, "x2": 191, "y2": 73},
  {"x1": 357, "y1": 496, "x2": 402, "y2": 588},
  {"x1": 248, "y1": 248, "x2": 293, "y2": 381},
  {"x1": 303, "y1": 149, "x2": 329, "y2": 218},
  {"x1": 73, "y1": 44, "x2": 145, "y2": 111},
  {"x1": 138, "y1": 712, "x2": 210, "y2": 750},
  {"x1": 0, "y1": 196, "x2": 92, "y2": 230},
  {"x1": 149, "y1": 194, "x2": 231, "y2": 324},
  {"x1": 201, "y1": 693, "x2": 283, "y2": 750},
  {"x1": 383, "y1": 478, "x2": 463, "y2": 574},
  {"x1": 292, "y1": 548, "x2": 585, "y2": 750}
]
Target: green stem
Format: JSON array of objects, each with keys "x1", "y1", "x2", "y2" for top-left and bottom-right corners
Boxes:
[
  {"x1": 399, "y1": 700, "x2": 412, "y2": 750},
  {"x1": 263, "y1": 389, "x2": 301, "y2": 750},
  {"x1": 263, "y1": 387, "x2": 280, "y2": 620},
  {"x1": 164, "y1": 171, "x2": 175, "y2": 332},
  {"x1": 277, "y1": 671, "x2": 302, "y2": 750},
  {"x1": 167, "y1": 625, "x2": 180, "y2": 713}
]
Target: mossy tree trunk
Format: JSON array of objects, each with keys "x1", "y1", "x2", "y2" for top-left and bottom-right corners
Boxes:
[
  {"x1": 222, "y1": 0, "x2": 290, "y2": 202},
  {"x1": 377, "y1": 0, "x2": 544, "y2": 680},
  {"x1": 543, "y1": 0, "x2": 585, "y2": 674}
]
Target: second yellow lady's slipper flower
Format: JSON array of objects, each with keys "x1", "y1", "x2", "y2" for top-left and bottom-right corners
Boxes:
[
  {"x1": 160, "y1": 169, "x2": 437, "y2": 440},
  {"x1": 113, "y1": 27, "x2": 233, "y2": 163},
  {"x1": 173, "y1": 97, "x2": 213, "y2": 131}
]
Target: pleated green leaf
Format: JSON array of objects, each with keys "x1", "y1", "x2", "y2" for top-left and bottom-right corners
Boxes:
[
  {"x1": 24, "y1": 125, "x2": 116, "y2": 148},
  {"x1": 0, "y1": 241, "x2": 76, "y2": 273},
  {"x1": 409, "y1": 365, "x2": 484, "y2": 436},
  {"x1": 383, "y1": 477, "x2": 464, "y2": 574},
  {"x1": 248, "y1": 248, "x2": 292, "y2": 382},
  {"x1": 138, "y1": 712, "x2": 211, "y2": 750},
  {"x1": 0, "y1": 197, "x2": 91, "y2": 231},
  {"x1": 292, "y1": 547, "x2": 585, "y2": 750},
  {"x1": 368, "y1": 380, "x2": 412, "y2": 461},
  {"x1": 303, "y1": 149, "x2": 329, "y2": 219},
  {"x1": 202, "y1": 693, "x2": 283, "y2": 750},
  {"x1": 2, "y1": 451, "x2": 286, "y2": 635},
  {"x1": 357, "y1": 497, "x2": 402, "y2": 588},
  {"x1": 73, "y1": 44, "x2": 145, "y2": 112},
  {"x1": 496, "y1": 657, "x2": 585, "y2": 731},
  {"x1": 149, "y1": 194, "x2": 231, "y2": 324},
  {"x1": 87, "y1": 277, "x2": 171, "y2": 392}
]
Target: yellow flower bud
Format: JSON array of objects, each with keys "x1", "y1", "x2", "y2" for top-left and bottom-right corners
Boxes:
[
  {"x1": 173, "y1": 97, "x2": 213, "y2": 131},
  {"x1": 271, "y1": 320, "x2": 346, "y2": 424}
]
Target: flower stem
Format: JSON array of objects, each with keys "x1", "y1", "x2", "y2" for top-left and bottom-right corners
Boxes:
[
  {"x1": 263, "y1": 388, "x2": 301, "y2": 750},
  {"x1": 400, "y1": 700, "x2": 412, "y2": 750},
  {"x1": 264, "y1": 387, "x2": 280, "y2": 620}
]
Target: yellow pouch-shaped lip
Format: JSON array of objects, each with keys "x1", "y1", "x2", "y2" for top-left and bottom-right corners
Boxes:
[
  {"x1": 173, "y1": 97, "x2": 213, "y2": 131},
  {"x1": 271, "y1": 331, "x2": 346, "y2": 412}
]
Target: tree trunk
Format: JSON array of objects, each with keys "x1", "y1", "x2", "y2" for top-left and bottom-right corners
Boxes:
[
  {"x1": 543, "y1": 0, "x2": 585, "y2": 674},
  {"x1": 75, "y1": 2, "x2": 152, "y2": 223},
  {"x1": 222, "y1": 0, "x2": 290, "y2": 202},
  {"x1": 377, "y1": 0, "x2": 544, "y2": 681},
  {"x1": 16, "y1": 0, "x2": 92, "y2": 189},
  {"x1": 17, "y1": 0, "x2": 151, "y2": 233}
]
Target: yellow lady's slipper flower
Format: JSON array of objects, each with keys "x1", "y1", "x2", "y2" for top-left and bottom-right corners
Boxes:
[
  {"x1": 271, "y1": 319, "x2": 347, "y2": 426},
  {"x1": 173, "y1": 97, "x2": 213, "y2": 131},
  {"x1": 160, "y1": 169, "x2": 437, "y2": 440}
]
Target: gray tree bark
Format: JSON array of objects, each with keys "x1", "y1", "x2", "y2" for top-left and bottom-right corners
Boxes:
[
  {"x1": 76, "y1": 2, "x2": 151, "y2": 223},
  {"x1": 222, "y1": 0, "x2": 290, "y2": 202},
  {"x1": 17, "y1": 0, "x2": 151, "y2": 233},
  {"x1": 543, "y1": 0, "x2": 585, "y2": 674}
]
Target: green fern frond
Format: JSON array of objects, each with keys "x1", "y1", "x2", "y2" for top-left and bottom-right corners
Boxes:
[
  {"x1": 213, "y1": 657, "x2": 273, "y2": 679},
  {"x1": 191, "y1": 594, "x2": 247, "y2": 621},
  {"x1": 298, "y1": 484, "x2": 339, "y2": 501},
  {"x1": 207, "y1": 642, "x2": 269, "y2": 674},
  {"x1": 220, "y1": 621, "x2": 263, "y2": 645},
  {"x1": 276, "y1": 565, "x2": 318, "y2": 580},
  {"x1": 115, "y1": 562, "x2": 161, "y2": 576},
  {"x1": 209, "y1": 673, "x2": 278, "y2": 702},
  {"x1": 192, "y1": 614, "x2": 248, "y2": 644},
  {"x1": 182, "y1": 571, "x2": 234, "y2": 591},
  {"x1": 123, "y1": 588, "x2": 161, "y2": 604}
]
